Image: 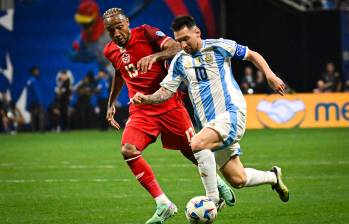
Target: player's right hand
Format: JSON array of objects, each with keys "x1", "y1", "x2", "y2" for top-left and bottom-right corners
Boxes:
[
  {"x1": 106, "y1": 105, "x2": 120, "y2": 130},
  {"x1": 130, "y1": 92, "x2": 147, "y2": 104}
]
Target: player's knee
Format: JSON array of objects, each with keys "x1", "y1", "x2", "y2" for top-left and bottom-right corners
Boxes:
[
  {"x1": 121, "y1": 143, "x2": 141, "y2": 159},
  {"x1": 226, "y1": 174, "x2": 247, "y2": 189},
  {"x1": 190, "y1": 136, "x2": 206, "y2": 152}
]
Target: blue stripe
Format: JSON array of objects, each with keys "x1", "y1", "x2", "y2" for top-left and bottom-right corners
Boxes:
[
  {"x1": 193, "y1": 57, "x2": 216, "y2": 122},
  {"x1": 213, "y1": 46, "x2": 241, "y2": 91},
  {"x1": 188, "y1": 88, "x2": 203, "y2": 129},
  {"x1": 172, "y1": 55, "x2": 185, "y2": 79},
  {"x1": 213, "y1": 49, "x2": 238, "y2": 146}
]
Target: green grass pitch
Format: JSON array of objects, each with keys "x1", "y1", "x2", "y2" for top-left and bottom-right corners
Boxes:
[{"x1": 0, "y1": 128, "x2": 348, "y2": 224}]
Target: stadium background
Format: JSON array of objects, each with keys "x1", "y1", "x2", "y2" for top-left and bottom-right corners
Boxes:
[
  {"x1": 0, "y1": 0, "x2": 348, "y2": 115},
  {"x1": 0, "y1": 0, "x2": 349, "y2": 224}
]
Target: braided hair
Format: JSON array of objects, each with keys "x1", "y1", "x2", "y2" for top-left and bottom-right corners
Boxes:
[{"x1": 103, "y1": 8, "x2": 127, "y2": 20}]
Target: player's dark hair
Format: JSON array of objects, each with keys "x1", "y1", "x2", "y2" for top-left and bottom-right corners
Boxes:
[
  {"x1": 171, "y1": 15, "x2": 196, "y2": 32},
  {"x1": 103, "y1": 8, "x2": 127, "y2": 20}
]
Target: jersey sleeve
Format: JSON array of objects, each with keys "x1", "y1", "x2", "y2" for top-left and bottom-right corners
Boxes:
[
  {"x1": 143, "y1": 24, "x2": 171, "y2": 49},
  {"x1": 216, "y1": 38, "x2": 249, "y2": 60},
  {"x1": 160, "y1": 55, "x2": 185, "y2": 92}
]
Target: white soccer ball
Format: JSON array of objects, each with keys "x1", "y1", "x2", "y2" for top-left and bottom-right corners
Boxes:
[{"x1": 185, "y1": 196, "x2": 217, "y2": 224}]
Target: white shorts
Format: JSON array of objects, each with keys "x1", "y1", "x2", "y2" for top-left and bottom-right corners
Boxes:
[{"x1": 205, "y1": 110, "x2": 246, "y2": 168}]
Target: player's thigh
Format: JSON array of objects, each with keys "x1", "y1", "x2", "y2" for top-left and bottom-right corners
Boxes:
[
  {"x1": 122, "y1": 114, "x2": 160, "y2": 152},
  {"x1": 158, "y1": 107, "x2": 196, "y2": 162}
]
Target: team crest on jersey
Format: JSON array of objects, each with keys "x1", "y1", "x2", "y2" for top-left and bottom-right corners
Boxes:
[
  {"x1": 204, "y1": 53, "x2": 213, "y2": 63},
  {"x1": 155, "y1": 31, "x2": 165, "y2": 37},
  {"x1": 121, "y1": 53, "x2": 130, "y2": 64}
]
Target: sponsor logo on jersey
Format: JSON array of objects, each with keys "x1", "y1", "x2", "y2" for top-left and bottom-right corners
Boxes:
[
  {"x1": 256, "y1": 96, "x2": 306, "y2": 128},
  {"x1": 155, "y1": 30, "x2": 165, "y2": 37},
  {"x1": 121, "y1": 53, "x2": 130, "y2": 64}
]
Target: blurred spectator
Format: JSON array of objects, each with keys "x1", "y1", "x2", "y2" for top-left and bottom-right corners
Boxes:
[
  {"x1": 254, "y1": 70, "x2": 270, "y2": 94},
  {"x1": 25, "y1": 66, "x2": 45, "y2": 132},
  {"x1": 94, "y1": 70, "x2": 110, "y2": 130},
  {"x1": 0, "y1": 91, "x2": 25, "y2": 134},
  {"x1": 344, "y1": 79, "x2": 349, "y2": 92},
  {"x1": 70, "y1": 71, "x2": 96, "y2": 129},
  {"x1": 241, "y1": 66, "x2": 256, "y2": 94},
  {"x1": 67, "y1": 0, "x2": 113, "y2": 74},
  {"x1": 320, "y1": 0, "x2": 336, "y2": 9},
  {"x1": 53, "y1": 69, "x2": 73, "y2": 130},
  {"x1": 314, "y1": 62, "x2": 342, "y2": 92},
  {"x1": 313, "y1": 80, "x2": 326, "y2": 93}
]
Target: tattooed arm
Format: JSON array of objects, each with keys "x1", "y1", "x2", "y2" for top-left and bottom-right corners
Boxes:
[{"x1": 130, "y1": 87, "x2": 174, "y2": 105}]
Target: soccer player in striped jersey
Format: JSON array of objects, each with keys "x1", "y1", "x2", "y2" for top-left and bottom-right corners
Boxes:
[
  {"x1": 103, "y1": 10, "x2": 234, "y2": 223},
  {"x1": 131, "y1": 15, "x2": 289, "y2": 205}
]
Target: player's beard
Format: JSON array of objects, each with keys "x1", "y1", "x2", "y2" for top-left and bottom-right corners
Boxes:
[{"x1": 184, "y1": 47, "x2": 194, "y2": 54}]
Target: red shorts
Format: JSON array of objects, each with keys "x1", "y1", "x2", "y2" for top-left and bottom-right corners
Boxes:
[{"x1": 122, "y1": 106, "x2": 195, "y2": 153}]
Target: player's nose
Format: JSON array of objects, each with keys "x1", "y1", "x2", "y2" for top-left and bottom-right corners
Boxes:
[
  {"x1": 180, "y1": 41, "x2": 187, "y2": 49},
  {"x1": 113, "y1": 29, "x2": 122, "y2": 38}
]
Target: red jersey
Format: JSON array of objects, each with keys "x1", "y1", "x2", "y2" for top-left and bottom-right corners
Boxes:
[{"x1": 104, "y1": 24, "x2": 183, "y2": 115}]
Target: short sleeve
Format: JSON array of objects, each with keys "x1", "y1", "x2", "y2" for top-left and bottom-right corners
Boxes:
[
  {"x1": 216, "y1": 38, "x2": 249, "y2": 60},
  {"x1": 160, "y1": 55, "x2": 185, "y2": 92},
  {"x1": 143, "y1": 24, "x2": 171, "y2": 49}
]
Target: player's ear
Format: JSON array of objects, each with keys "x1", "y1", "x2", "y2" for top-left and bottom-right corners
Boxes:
[{"x1": 193, "y1": 26, "x2": 201, "y2": 38}]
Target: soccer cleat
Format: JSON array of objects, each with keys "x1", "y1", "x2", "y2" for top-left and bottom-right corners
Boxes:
[
  {"x1": 271, "y1": 166, "x2": 289, "y2": 202},
  {"x1": 218, "y1": 181, "x2": 237, "y2": 206},
  {"x1": 145, "y1": 203, "x2": 178, "y2": 224},
  {"x1": 215, "y1": 198, "x2": 226, "y2": 212}
]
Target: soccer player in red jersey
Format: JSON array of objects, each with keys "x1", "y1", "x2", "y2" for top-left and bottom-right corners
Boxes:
[{"x1": 102, "y1": 8, "x2": 233, "y2": 223}]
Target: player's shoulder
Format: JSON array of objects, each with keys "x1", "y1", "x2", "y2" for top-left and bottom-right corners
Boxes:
[
  {"x1": 132, "y1": 24, "x2": 156, "y2": 33},
  {"x1": 172, "y1": 50, "x2": 188, "y2": 64},
  {"x1": 103, "y1": 41, "x2": 119, "y2": 59},
  {"x1": 204, "y1": 38, "x2": 236, "y2": 48}
]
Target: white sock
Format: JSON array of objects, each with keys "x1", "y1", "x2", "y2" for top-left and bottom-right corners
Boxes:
[
  {"x1": 155, "y1": 193, "x2": 171, "y2": 207},
  {"x1": 244, "y1": 168, "x2": 277, "y2": 187},
  {"x1": 194, "y1": 149, "x2": 219, "y2": 203}
]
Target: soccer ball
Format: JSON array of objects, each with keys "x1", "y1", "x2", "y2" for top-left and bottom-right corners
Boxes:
[{"x1": 185, "y1": 196, "x2": 217, "y2": 224}]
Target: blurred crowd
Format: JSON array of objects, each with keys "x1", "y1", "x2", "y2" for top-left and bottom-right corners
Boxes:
[
  {"x1": 3, "y1": 60, "x2": 347, "y2": 134},
  {"x1": 0, "y1": 66, "x2": 130, "y2": 134}
]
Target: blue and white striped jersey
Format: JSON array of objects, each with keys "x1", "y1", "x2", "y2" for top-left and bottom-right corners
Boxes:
[{"x1": 160, "y1": 38, "x2": 248, "y2": 128}]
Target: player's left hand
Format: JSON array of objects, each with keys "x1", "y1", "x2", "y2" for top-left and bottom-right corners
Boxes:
[
  {"x1": 267, "y1": 75, "x2": 286, "y2": 96},
  {"x1": 130, "y1": 92, "x2": 147, "y2": 104},
  {"x1": 137, "y1": 54, "x2": 157, "y2": 73}
]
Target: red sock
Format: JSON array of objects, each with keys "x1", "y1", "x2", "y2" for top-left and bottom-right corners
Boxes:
[{"x1": 126, "y1": 155, "x2": 163, "y2": 198}]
